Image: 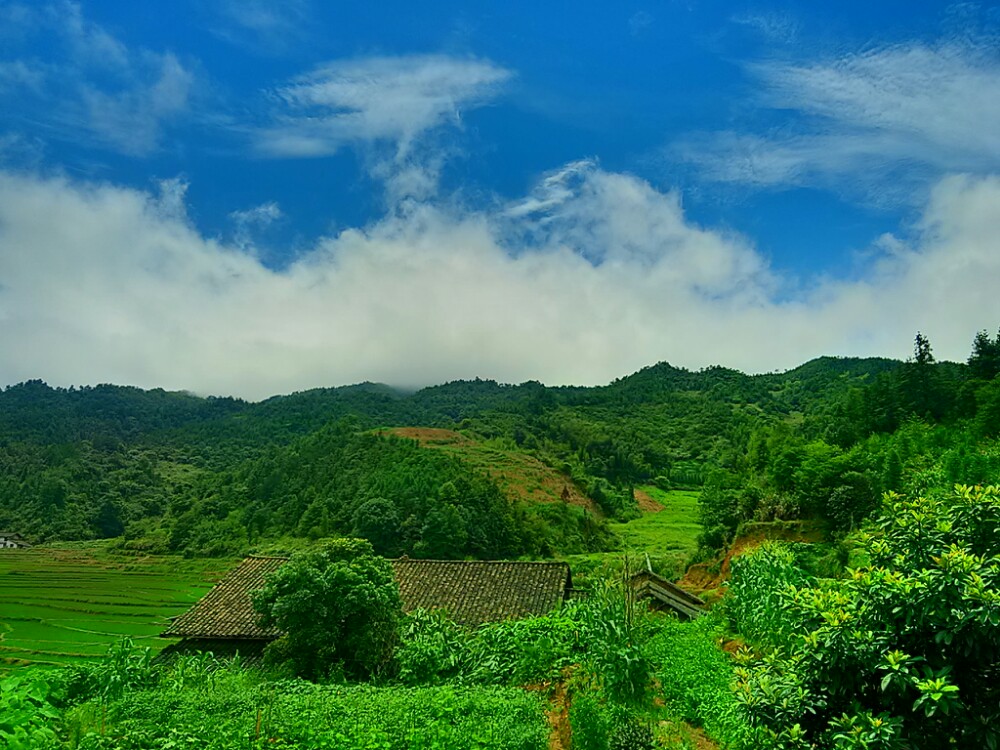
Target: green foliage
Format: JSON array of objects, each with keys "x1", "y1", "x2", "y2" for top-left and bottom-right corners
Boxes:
[
  {"x1": 0, "y1": 351, "x2": 921, "y2": 551},
  {"x1": 252, "y1": 538, "x2": 402, "y2": 680},
  {"x1": 725, "y1": 543, "x2": 813, "y2": 649},
  {"x1": 968, "y1": 328, "x2": 1000, "y2": 381},
  {"x1": 394, "y1": 609, "x2": 471, "y2": 686},
  {"x1": 573, "y1": 581, "x2": 653, "y2": 706},
  {"x1": 396, "y1": 606, "x2": 583, "y2": 688},
  {"x1": 644, "y1": 615, "x2": 761, "y2": 749},
  {"x1": 729, "y1": 485, "x2": 1000, "y2": 749},
  {"x1": 0, "y1": 672, "x2": 60, "y2": 750},
  {"x1": 569, "y1": 692, "x2": 611, "y2": 750},
  {"x1": 66, "y1": 675, "x2": 548, "y2": 750}
]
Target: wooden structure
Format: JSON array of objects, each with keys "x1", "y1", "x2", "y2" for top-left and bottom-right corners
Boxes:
[
  {"x1": 161, "y1": 556, "x2": 573, "y2": 656},
  {"x1": 630, "y1": 557, "x2": 705, "y2": 619},
  {"x1": 0, "y1": 532, "x2": 31, "y2": 549}
]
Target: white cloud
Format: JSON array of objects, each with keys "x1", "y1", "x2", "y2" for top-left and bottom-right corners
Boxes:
[
  {"x1": 257, "y1": 55, "x2": 511, "y2": 160},
  {"x1": 229, "y1": 201, "x2": 283, "y2": 250},
  {"x1": 252, "y1": 54, "x2": 512, "y2": 207},
  {"x1": 673, "y1": 41, "x2": 1000, "y2": 202},
  {"x1": 0, "y1": 1, "x2": 195, "y2": 155},
  {"x1": 1, "y1": 165, "x2": 998, "y2": 399},
  {"x1": 210, "y1": 0, "x2": 311, "y2": 53},
  {"x1": 730, "y1": 12, "x2": 799, "y2": 43}
]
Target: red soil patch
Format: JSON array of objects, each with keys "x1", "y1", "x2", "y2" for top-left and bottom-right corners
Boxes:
[
  {"x1": 634, "y1": 489, "x2": 664, "y2": 513},
  {"x1": 679, "y1": 521, "x2": 826, "y2": 593}
]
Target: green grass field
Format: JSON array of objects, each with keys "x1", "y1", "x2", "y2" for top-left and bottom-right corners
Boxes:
[
  {"x1": 564, "y1": 487, "x2": 701, "y2": 581},
  {"x1": 0, "y1": 544, "x2": 233, "y2": 670}
]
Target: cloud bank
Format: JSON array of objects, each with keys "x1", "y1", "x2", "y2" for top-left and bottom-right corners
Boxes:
[{"x1": 1, "y1": 163, "x2": 998, "y2": 400}]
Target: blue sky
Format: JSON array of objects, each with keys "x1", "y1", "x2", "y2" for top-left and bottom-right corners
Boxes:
[{"x1": 1, "y1": 1, "x2": 999, "y2": 397}]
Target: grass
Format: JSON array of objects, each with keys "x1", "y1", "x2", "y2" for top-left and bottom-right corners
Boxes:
[
  {"x1": 0, "y1": 543, "x2": 232, "y2": 670},
  {"x1": 382, "y1": 427, "x2": 602, "y2": 513},
  {"x1": 564, "y1": 487, "x2": 701, "y2": 581}
]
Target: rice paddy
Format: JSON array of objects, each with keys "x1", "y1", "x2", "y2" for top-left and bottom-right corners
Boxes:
[{"x1": 0, "y1": 544, "x2": 233, "y2": 669}]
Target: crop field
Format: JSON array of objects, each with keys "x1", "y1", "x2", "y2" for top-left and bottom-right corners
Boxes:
[
  {"x1": 0, "y1": 545, "x2": 231, "y2": 670},
  {"x1": 565, "y1": 487, "x2": 701, "y2": 580}
]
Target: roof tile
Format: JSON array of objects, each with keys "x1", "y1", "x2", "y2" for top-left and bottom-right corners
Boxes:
[{"x1": 163, "y1": 556, "x2": 571, "y2": 638}]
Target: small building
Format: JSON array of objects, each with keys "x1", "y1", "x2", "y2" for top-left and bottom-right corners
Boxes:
[
  {"x1": 0, "y1": 532, "x2": 31, "y2": 550},
  {"x1": 160, "y1": 556, "x2": 573, "y2": 659},
  {"x1": 630, "y1": 564, "x2": 705, "y2": 620}
]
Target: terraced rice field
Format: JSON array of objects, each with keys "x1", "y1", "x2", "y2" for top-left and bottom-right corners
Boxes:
[{"x1": 0, "y1": 545, "x2": 232, "y2": 669}]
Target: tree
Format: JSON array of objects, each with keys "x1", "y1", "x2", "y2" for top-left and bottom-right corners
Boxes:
[
  {"x1": 351, "y1": 497, "x2": 401, "y2": 556},
  {"x1": 968, "y1": 328, "x2": 1000, "y2": 381},
  {"x1": 252, "y1": 538, "x2": 402, "y2": 679},
  {"x1": 913, "y1": 331, "x2": 933, "y2": 367},
  {"x1": 899, "y1": 332, "x2": 946, "y2": 420}
]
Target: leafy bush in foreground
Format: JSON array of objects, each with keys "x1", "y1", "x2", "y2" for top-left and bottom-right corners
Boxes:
[
  {"x1": 730, "y1": 485, "x2": 1000, "y2": 749},
  {"x1": 0, "y1": 672, "x2": 60, "y2": 750}
]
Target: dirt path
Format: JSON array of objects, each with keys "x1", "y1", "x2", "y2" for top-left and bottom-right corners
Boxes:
[{"x1": 634, "y1": 488, "x2": 664, "y2": 513}]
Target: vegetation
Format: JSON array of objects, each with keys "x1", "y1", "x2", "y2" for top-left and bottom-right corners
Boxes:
[
  {"x1": 727, "y1": 485, "x2": 1000, "y2": 749},
  {"x1": 2, "y1": 329, "x2": 1000, "y2": 747},
  {"x1": 252, "y1": 539, "x2": 401, "y2": 680},
  {"x1": 0, "y1": 546, "x2": 222, "y2": 670}
]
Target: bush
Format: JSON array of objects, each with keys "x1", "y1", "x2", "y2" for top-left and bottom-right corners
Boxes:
[
  {"x1": 724, "y1": 543, "x2": 813, "y2": 649},
  {"x1": 569, "y1": 692, "x2": 610, "y2": 750},
  {"x1": 0, "y1": 671, "x2": 61, "y2": 749},
  {"x1": 731, "y1": 486, "x2": 1000, "y2": 749},
  {"x1": 252, "y1": 538, "x2": 402, "y2": 680},
  {"x1": 395, "y1": 609, "x2": 470, "y2": 685}
]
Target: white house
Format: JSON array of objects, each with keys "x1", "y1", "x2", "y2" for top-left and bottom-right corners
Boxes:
[{"x1": 0, "y1": 532, "x2": 31, "y2": 549}]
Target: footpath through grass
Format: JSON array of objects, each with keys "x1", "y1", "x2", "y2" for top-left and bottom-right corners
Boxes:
[{"x1": 0, "y1": 544, "x2": 230, "y2": 670}]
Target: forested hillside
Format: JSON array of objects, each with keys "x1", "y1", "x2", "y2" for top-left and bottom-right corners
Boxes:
[{"x1": 2, "y1": 331, "x2": 999, "y2": 560}]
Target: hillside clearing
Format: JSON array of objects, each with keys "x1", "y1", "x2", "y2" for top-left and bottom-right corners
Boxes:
[{"x1": 383, "y1": 427, "x2": 602, "y2": 515}]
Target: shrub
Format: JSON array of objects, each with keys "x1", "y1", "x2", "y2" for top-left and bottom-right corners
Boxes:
[
  {"x1": 252, "y1": 538, "x2": 402, "y2": 680},
  {"x1": 395, "y1": 609, "x2": 470, "y2": 685},
  {"x1": 724, "y1": 542, "x2": 813, "y2": 650},
  {"x1": 732, "y1": 486, "x2": 1000, "y2": 749},
  {"x1": 0, "y1": 672, "x2": 60, "y2": 749},
  {"x1": 569, "y1": 692, "x2": 610, "y2": 750}
]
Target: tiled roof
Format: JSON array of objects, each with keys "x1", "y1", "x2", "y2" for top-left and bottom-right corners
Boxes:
[
  {"x1": 162, "y1": 556, "x2": 285, "y2": 639},
  {"x1": 163, "y1": 556, "x2": 572, "y2": 638},
  {"x1": 393, "y1": 559, "x2": 571, "y2": 627}
]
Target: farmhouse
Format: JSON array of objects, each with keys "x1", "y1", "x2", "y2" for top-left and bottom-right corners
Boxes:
[
  {"x1": 0, "y1": 532, "x2": 31, "y2": 549},
  {"x1": 161, "y1": 556, "x2": 573, "y2": 659}
]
